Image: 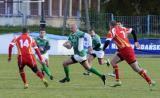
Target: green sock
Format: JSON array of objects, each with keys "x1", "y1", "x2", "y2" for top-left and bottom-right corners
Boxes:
[
  {"x1": 64, "y1": 66, "x2": 70, "y2": 79},
  {"x1": 42, "y1": 63, "x2": 52, "y2": 77},
  {"x1": 88, "y1": 67, "x2": 102, "y2": 77}
]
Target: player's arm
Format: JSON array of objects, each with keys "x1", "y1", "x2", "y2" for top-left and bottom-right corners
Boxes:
[
  {"x1": 32, "y1": 39, "x2": 44, "y2": 63},
  {"x1": 94, "y1": 36, "x2": 101, "y2": 50},
  {"x1": 103, "y1": 31, "x2": 113, "y2": 51},
  {"x1": 8, "y1": 38, "x2": 16, "y2": 62},
  {"x1": 8, "y1": 44, "x2": 14, "y2": 62},
  {"x1": 85, "y1": 33, "x2": 93, "y2": 54},
  {"x1": 44, "y1": 40, "x2": 51, "y2": 51},
  {"x1": 103, "y1": 39, "x2": 111, "y2": 51},
  {"x1": 64, "y1": 34, "x2": 73, "y2": 49},
  {"x1": 63, "y1": 41, "x2": 72, "y2": 49},
  {"x1": 131, "y1": 29, "x2": 140, "y2": 48}
]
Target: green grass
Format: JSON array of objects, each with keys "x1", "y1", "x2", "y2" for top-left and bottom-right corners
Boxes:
[{"x1": 0, "y1": 55, "x2": 160, "y2": 98}]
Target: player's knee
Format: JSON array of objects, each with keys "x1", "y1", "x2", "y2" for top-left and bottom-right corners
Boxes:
[
  {"x1": 19, "y1": 66, "x2": 24, "y2": 71},
  {"x1": 19, "y1": 68, "x2": 24, "y2": 73},
  {"x1": 31, "y1": 67, "x2": 38, "y2": 73},
  {"x1": 63, "y1": 62, "x2": 68, "y2": 66},
  {"x1": 99, "y1": 61, "x2": 103, "y2": 65},
  {"x1": 111, "y1": 60, "x2": 116, "y2": 66}
]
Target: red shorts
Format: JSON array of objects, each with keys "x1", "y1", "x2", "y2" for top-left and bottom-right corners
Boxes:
[
  {"x1": 18, "y1": 54, "x2": 37, "y2": 68},
  {"x1": 117, "y1": 47, "x2": 136, "y2": 64}
]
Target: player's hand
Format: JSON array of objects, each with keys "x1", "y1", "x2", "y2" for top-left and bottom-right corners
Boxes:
[
  {"x1": 88, "y1": 47, "x2": 93, "y2": 54},
  {"x1": 40, "y1": 57, "x2": 46, "y2": 64},
  {"x1": 135, "y1": 42, "x2": 140, "y2": 49},
  {"x1": 39, "y1": 47, "x2": 44, "y2": 51},
  {"x1": 8, "y1": 57, "x2": 11, "y2": 62},
  {"x1": 63, "y1": 41, "x2": 72, "y2": 49}
]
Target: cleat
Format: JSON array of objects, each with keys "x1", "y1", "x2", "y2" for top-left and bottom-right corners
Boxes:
[
  {"x1": 106, "y1": 59, "x2": 110, "y2": 67},
  {"x1": 42, "y1": 79, "x2": 48, "y2": 88},
  {"x1": 24, "y1": 83, "x2": 29, "y2": 89},
  {"x1": 108, "y1": 73, "x2": 116, "y2": 77},
  {"x1": 149, "y1": 80, "x2": 156, "y2": 91},
  {"x1": 50, "y1": 75, "x2": 53, "y2": 80},
  {"x1": 101, "y1": 75, "x2": 106, "y2": 85},
  {"x1": 59, "y1": 77, "x2": 70, "y2": 83},
  {"x1": 110, "y1": 81, "x2": 122, "y2": 87},
  {"x1": 83, "y1": 72, "x2": 91, "y2": 76}
]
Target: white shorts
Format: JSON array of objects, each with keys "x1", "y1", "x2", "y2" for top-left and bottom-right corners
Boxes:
[
  {"x1": 36, "y1": 52, "x2": 49, "y2": 61},
  {"x1": 72, "y1": 55, "x2": 87, "y2": 62},
  {"x1": 91, "y1": 50, "x2": 104, "y2": 58}
]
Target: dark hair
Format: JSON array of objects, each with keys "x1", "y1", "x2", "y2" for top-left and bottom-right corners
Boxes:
[
  {"x1": 109, "y1": 21, "x2": 117, "y2": 27},
  {"x1": 40, "y1": 28, "x2": 46, "y2": 32},
  {"x1": 116, "y1": 20, "x2": 121, "y2": 23},
  {"x1": 89, "y1": 27, "x2": 95, "y2": 32},
  {"x1": 22, "y1": 27, "x2": 29, "y2": 33}
]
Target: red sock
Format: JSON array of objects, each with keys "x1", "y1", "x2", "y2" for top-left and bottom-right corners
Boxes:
[
  {"x1": 20, "y1": 72, "x2": 27, "y2": 84},
  {"x1": 113, "y1": 64, "x2": 119, "y2": 81},
  {"x1": 139, "y1": 69, "x2": 151, "y2": 84},
  {"x1": 36, "y1": 71, "x2": 44, "y2": 80}
]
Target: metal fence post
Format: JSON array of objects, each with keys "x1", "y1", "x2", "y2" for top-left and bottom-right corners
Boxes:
[
  {"x1": 111, "y1": 13, "x2": 114, "y2": 21},
  {"x1": 147, "y1": 15, "x2": 150, "y2": 35}
]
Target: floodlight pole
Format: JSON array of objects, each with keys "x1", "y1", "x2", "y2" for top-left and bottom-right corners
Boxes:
[{"x1": 40, "y1": 1, "x2": 46, "y2": 30}]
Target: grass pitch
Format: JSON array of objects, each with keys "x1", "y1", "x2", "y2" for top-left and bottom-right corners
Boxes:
[{"x1": 0, "y1": 55, "x2": 159, "y2": 98}]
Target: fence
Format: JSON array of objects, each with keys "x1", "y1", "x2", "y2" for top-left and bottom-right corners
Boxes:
[
  {"x1": 0, "y1": 2, "x2": 160, "y2": 36},
  {"x1": 82, "y1": 13, "x2": 160, "y2": 35}
]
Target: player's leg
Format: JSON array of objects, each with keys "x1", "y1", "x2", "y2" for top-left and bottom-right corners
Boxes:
[
  {"x1": 28, "y1": 55, "x2": 48, "y2": 87},
  {"x1": 41, "y1": 60, "x2": 53, "y2": 80},
  {"x1": 30, "y1": 66, "x2": 48, "y2": 88},
  {"x1": 124, "y1": 47, "x2": 155, "y2": 90},
  {"x1": 80, "y1": 60, "x2": 106, "y2": 85},
  {"x1": 37, "y1": 54, "x2": 53, "y2": 80},
  {"x1": 129, "y1": 61, "x2": 155, "y2": 89},
  {"x1": 59, "y1": 56, "x2": 77, "y2": 83},
  {"x1": 110, "y1": 53, "x2": 123, "y2": 87},
  {"x1": 18, "y1": 56, "x2": 28, "y2": 89},
  {"x1": 96, "y1": 50, "x2": 110, "y2": 66},
  {"x1": 83, "y1": 54, "x2": 95, "y2": 75},
  {"x1": 18, "y1": 65, "x2": 28, "y2": 89},
  {"x1": 45, "y1": 58, "x2": 53, "y2": 80}
]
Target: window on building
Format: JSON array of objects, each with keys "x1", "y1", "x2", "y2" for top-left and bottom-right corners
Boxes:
[
  {"x1": 0, "y1": 2, "x2": 5, "y2": 15},
  {"x1": 81, "y1": 0, "x2": 89, "y2": 12},
  {"x1": 52, "y1": 0, "x2": 59, "y2": 16},
  {"x1": 91, "y1": 0, "x2": 98, "y2": 12},
  {"x1": 44, "y1": 0, "x2": 49, "y2": 16},
  {"x1": 72, "y1": 0, "x2": 80, "y2": 17},
  {"x1": 0, "y1": 0, "x2": 13, "y2": 15},
  {"x1": 30, "y1": 0, "x2": 39, "y2": 15},
  {"x1": 62, "y1": 0, "x2": 67, "y2": 16}
]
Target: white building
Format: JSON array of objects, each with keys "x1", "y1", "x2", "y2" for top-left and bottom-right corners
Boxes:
[{"x1": 0, "y1": 0, "x2": 100, "y2": 27}]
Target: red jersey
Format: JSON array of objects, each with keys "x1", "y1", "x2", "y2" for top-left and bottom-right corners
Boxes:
[
  {"x1": 10, "y1": 33, "x2": 38, "y2": 55},
  {"x1": 106, "y1": 26, "x2": 131, "y2": 50}
]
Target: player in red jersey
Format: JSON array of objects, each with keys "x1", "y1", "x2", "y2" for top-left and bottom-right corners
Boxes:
[
  {"x1": 103, "y1": 21, "x2": 155, "y2": 90},
  {"x1": 107, "y1": 21, "x2": 135, "y2": 77},
  {"x1": 8, "y1": 28, "x2": 48, "y2": 89}
]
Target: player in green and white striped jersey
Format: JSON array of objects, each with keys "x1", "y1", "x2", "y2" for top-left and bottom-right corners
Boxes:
[
  {"x1": 35, "y1": 30, "x2": 53, "y2": 80},
  {"x1": 59, "y1": 24, "x2": 106, "y2": 85},
  {"x1": 83, "y1": 29, "x2": 110, "y2": 75}
]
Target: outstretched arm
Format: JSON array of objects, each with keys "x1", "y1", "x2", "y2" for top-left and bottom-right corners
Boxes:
[
  {"x1": 35, "y1": 48, "x2": 43, "y2": 62},
  {"x1": 8, "y1": 44, "x2": 14, "y2": 62},
  {"x1": 103, "y1": 40, "x2": 111, "y2": 51},
  {"x1": 131, "y1": 29, "x2": 140, "y2": 48}
]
